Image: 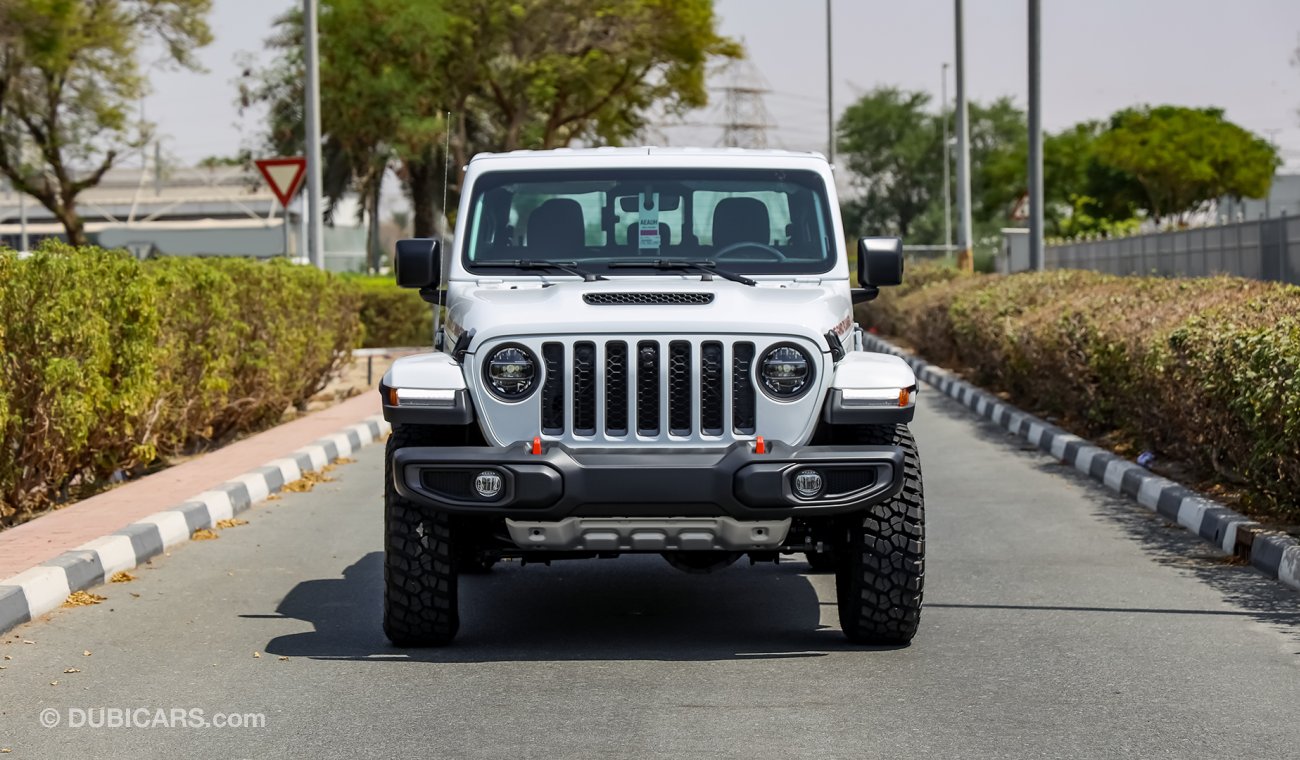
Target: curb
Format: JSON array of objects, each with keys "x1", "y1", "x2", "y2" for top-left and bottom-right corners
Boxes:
[
  {"x1": 864, "y1": 333, "x2": 1300, "y2": 594},
  {"x1": 0, "y1": 415, "x2": 392, "y2": 636}
]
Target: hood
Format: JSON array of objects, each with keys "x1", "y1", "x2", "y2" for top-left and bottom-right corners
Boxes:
[{"x1": 444, "y1": 277, "x2": 853, "y2": 353}]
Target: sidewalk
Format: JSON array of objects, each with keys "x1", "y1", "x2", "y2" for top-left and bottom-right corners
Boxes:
[{"x1": 0, "y1": 393, "x2": 381, "y2": 579}]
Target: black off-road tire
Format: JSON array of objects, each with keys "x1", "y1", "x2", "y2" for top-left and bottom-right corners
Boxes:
[
  {"x1": 383, "y1": 425, "x2": 459, "y2": 647},
  {"x1": 835, "y1": 423, "x2": 925, "y2": 646}
]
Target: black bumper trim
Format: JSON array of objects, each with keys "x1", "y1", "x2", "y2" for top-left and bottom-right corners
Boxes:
[{"x1": 391, "y1": 440, "x2": 905, "y2": 519}]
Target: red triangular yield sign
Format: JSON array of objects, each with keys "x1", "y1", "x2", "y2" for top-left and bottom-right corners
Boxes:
[{"x1": 255, "y1": 157, "x2": 307, "y2": 208}]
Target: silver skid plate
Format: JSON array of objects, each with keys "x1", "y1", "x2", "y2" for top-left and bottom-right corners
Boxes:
[{"x1": 505, "y1": 517, "x2": 791, "y2": 552}]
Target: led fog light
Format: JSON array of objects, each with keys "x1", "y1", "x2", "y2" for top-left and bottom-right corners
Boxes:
[
  {"x1": 792, "y1": 469, "x2": 824, "y2": 498},
  {"x1": 474, "y1": 470, "x2": 504, "y2": 499}
]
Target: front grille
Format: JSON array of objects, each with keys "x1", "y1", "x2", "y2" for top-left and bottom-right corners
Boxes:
[
  {"x1": 573, "y1": 342, "x2": 597, "y2": 436},
  {"x1": 700, "y1": 342, "x2": 724, "y2": 436},
  {"x1": 636, "y1": 341, "x2": 660, "y2": 436},
  {"x1": 604, "y1": 341, "x2": 628, "y2": 436},
  {"x1": 537, "y1": 339, "x2": 767, "y2": 440},
  {"x1": 668, "y1": 341, "x2": 692, "y2": 436},
  {"x1": 584, "y1": 292, "x2": 714, "y2": 306},
  {"x1": 731, "y1": 342, "x2": 756, "y2": 435},
  {"x1": 540, "y1": 343, "x2": 564, "y2": 434}
]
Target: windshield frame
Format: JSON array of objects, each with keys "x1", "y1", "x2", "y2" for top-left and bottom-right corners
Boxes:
[{"x1": 459, "y1": 167, "x2": 837, "y2": 278}]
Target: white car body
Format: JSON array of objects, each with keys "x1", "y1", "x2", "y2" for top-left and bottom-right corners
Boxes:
[{"x1": 384, "y1": 146, "x2": 916, "y2": 448}]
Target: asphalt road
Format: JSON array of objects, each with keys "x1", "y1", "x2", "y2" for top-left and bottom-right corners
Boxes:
[{"x1": 1, "y1": 390, "x2": 1297, "y2": 759}]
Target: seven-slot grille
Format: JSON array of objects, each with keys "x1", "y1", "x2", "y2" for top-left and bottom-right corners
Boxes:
[{"x1": 538, "y1": 339, "x2": 759, "y2": 439}]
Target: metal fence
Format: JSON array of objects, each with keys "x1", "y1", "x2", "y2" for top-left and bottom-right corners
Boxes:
[{"x1": 1044, "y1": 215, "x2": 1300, "y2": 285}]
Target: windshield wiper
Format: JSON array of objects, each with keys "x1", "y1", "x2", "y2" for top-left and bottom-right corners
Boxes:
[
  {"x1": 607, "y1": 259, "x2": 756, "y2": 287},
  {"x1": 475, "y1": 259, "x2": 605, "y2": 282}
]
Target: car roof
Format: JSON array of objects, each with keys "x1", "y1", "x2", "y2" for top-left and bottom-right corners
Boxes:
[{"x1": 469, "y1": 146, "x2": 828, "y2": 163}]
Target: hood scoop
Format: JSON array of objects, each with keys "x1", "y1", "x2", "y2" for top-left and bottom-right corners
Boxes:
[{"x1": 583, "y1": 292, "x2": 714, "y2": 306}]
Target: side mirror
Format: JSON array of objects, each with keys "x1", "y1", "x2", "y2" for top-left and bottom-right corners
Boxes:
[
  {"x1": 857, "y1": 237, "x2": 904, "y2": 287},
  {"x1": 395, "y1": 238, "x2": 440, "y2": 290}
]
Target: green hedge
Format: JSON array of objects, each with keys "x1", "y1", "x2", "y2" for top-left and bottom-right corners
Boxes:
[
  {"x1": 345, "y1": 274, "x2": 432, "y2": 348},
  {"x1": 859, "y1": 264, "x2": 1300, "y2": 520},
  {"x1": 0, "y1": 244, "x2": 362, "y2": 527}
]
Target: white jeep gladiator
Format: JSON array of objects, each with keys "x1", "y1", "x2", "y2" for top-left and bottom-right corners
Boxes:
[{"x1": 380, "y1": 147, "x2": 923, "y2": 646}]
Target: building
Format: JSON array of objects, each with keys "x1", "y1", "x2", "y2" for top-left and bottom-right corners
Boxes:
[
  {"x1": 1219, "y1": 173, "x2": 1300, "y2": 221},
  {"x1": 0, "y1": 162, "x2": 368, "y2": 271}
]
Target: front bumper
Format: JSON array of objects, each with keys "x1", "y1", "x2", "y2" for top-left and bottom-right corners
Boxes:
[{"x1": 391, "y1": 440, "x2": 904, "y2": 520}]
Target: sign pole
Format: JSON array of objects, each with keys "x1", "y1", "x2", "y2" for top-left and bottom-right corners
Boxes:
[
  {"x1": 303, "y1": 0, "x2": 325, "y2": 270},
  {"x1": 1027, "y1": 0, "x2": 1044, "y2": 271},
  {"x1": 954, "y1": 0, "x2": 974, "y2": 273},
  {"x1": 255, "y1": 157, "x2": 308, "y2": 260}
]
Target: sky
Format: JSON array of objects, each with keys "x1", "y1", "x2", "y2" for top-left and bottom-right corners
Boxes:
[{"x1": 145, "y1": 0, "x2": 1300, "y2": 172}]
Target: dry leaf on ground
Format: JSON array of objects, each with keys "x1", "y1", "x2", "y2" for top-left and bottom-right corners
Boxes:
[
  {"x1": 334, "y1": 457, "x2": 356, "y2": 465},
  {"x1": 216, "y1": 518, "x2": 249, "y2": 529},
  {"x1": 63, "y1": 667, "x2": 80, "y2": 674},
  {"x1": 282, "y1": 469, "x2": 335, "y2": 492},
  {"x1": 63, "y1": 591, "x2": 106, "y2": 608},
  {"x1": 191, "y1": 528, "x2": 219, "y2": 541},
  {"x1": 109, "y1": 571, "x2": 136, "y2": 583}
]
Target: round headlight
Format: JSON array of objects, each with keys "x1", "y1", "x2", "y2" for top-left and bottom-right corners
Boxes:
[
  {"x1": 759, "y1": 344, "x2": 814, "y2": 399},
  {"x1": 483, "y1": 345, "x2": 537, "y2": 400}
]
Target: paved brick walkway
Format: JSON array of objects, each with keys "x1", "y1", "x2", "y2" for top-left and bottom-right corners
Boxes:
[{"x1": 0, "y1": 393, "x2": 380, "y2": 579}]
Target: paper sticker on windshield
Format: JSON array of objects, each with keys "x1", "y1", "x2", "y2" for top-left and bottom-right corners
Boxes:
[{"x1": 638, "y1": 193, "x2": 661, "y2": 250}]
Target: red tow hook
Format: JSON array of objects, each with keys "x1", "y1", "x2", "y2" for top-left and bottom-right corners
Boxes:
[
  {"x1": 531, "y1": 436, "x2": 543, "y2": 455},
  {"x1": 754, "y1": 435, "x2": 766, "y2": 455}
]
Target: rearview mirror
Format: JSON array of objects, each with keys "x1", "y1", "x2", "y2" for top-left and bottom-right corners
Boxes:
[
  {"x1": 857, "y1": 237, "x2": 904, "y2": 287},
  {"x1": 395, "y1": 238, "x2": 441, "y2": 290},
  {"x1": 618, "y1": 193, "x2": 681, "y2": 212}
]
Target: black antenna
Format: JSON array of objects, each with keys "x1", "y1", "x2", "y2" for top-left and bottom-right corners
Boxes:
[{"x1": 433, "y1": 111, "x2": 451, "y2": 351}]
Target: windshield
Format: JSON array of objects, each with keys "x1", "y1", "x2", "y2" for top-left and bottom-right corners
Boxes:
[{"x1": 462, "y1": 168, "x2": 835, "y2": 276}]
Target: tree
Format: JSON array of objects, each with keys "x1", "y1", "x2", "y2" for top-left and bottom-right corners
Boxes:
[
  {"x1": 836, "y1": 88, "x2": 942, "y2": 240},
  {"x1": 984, "y1": 119, "x2": 1140, "y2": 237},
  {"x1": 1092, "y1": 105, "x2": 1279, "y2": 223},
  {"x1": 837, "y1": 89, "x2": 1028, "y2": 245},
  {"x1": 0, "y1": 0, "x2": 212, "y2": 245},
  {"x1": 246, "y1": 0, "x2": 739, "y2": 240},
  {"x1": 240, "y1": 0, "x2": 449, "y2": 264}
]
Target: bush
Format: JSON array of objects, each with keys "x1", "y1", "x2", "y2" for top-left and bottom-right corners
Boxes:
[
  {"x1": 0, "y1": 244, "x2": 362, "y2": 526},
  {"x1": 858, "y1": 267, "x2": 1300, "y2": 520},
  {"x1": 345, "y1": 274, "x2": 433, "y2": 348}
]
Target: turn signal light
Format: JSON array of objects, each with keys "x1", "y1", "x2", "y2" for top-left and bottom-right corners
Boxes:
[{"x1": 898, "y1": 388, "x2": 911, "y2": 407}]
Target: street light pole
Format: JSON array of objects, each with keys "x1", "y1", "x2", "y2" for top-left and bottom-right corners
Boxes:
[
  {"x1": 942, "y1": 62, "x2": 952, "y2": 259},
  {"x1": 826, "y1": 0, "x2": 834, "y2": 164},
  {"x1": 1027, "y1": 0, "x2": 1044, "y2": 270},
  {"x1": 954, "y1": 0, "x2": 974, "y2": 272},
  {"x1": 303, "y1": 0, "x2": 325, "y2": 269}
]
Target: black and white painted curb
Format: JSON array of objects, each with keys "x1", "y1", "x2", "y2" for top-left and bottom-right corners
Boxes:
[
  {"x1": 0, "y1": 415, "x2": 392, "y2": 636},
  {"x1": 863, "y1": 333, "x2": 1300, "y2": 593}
]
